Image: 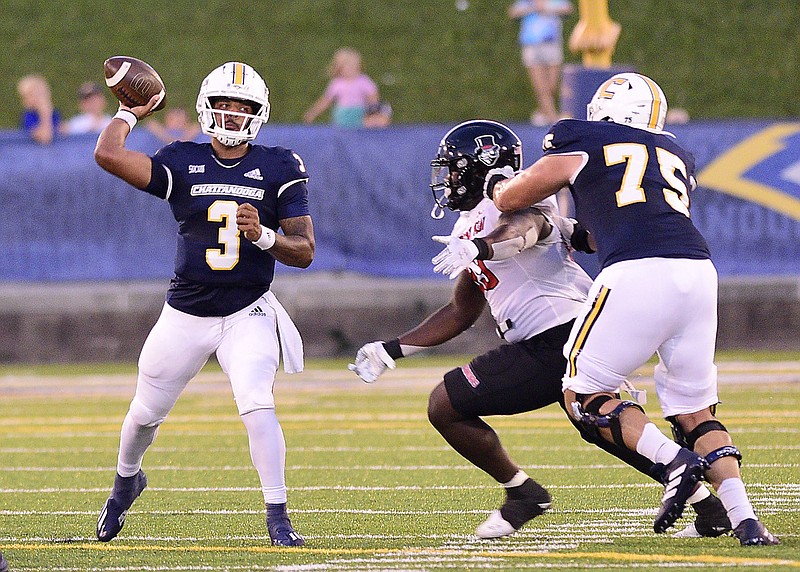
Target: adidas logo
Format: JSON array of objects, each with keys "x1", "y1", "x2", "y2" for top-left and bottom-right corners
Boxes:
[
  {"x1": 243, "y1": 168, "x2": 263, "y2": 181},
  {"x1": 249, "y1": 306, "x2": 267, "y2": 317}
]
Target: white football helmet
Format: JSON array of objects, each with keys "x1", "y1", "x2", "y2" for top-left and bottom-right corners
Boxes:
[
  {"x1": 586, "y1": 72, "x2": 667, "y2": 132},
  {"x1": 196, "y1": 62, "x2": 270, "y2": 146}
]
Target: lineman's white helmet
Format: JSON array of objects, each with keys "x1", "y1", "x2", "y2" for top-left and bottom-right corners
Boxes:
[
  {"x1": 587, "y1": 72, "x2": 667, "y2": 132},
  {"x1": 196, "y1": 62, "x2": 270, "y2": 146}
]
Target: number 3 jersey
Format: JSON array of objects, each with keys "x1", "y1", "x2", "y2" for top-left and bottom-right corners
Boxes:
[
  {"x1": 450, "y1": 197, "x2": 592, "y2": 343},
  {"x1": 543, "y1": 119, "x2": 710, "y2": 270},
  {"x1": 143, "y1": 141, "x2": 310, "y2": 317}
]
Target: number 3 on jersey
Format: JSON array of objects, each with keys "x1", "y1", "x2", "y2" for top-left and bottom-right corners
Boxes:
[
  {"x1": 604, "y1": 143, "x2": 691, "y2": 217},
  {"x1": 206, "y1": 200, "x2": 240, "y2": 270}
]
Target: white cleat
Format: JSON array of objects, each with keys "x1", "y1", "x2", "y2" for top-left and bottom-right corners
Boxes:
[
  {"x1": 673, "y1": 522, "x2": 702, "y2": 538},
  {"x1": 476, "y1": 509, "x2": 517, "y2": 539}
]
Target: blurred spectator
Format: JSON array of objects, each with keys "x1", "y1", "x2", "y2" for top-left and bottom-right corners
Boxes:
[
  {"x1": 363, "y1": 101, "x2": 392, "y2": 128},
  {"x1": 508, "y1": 0, "x2": 573, "y2": 126},
  {"x1": 666, "y1": 107, "x2": 690, "y2": 125},
  {"x1": 145, "y1": 107, "x2": 200, "y2": 143},
  {"x1": 61, "y1": 81, "x2": 113, "y2": 135},
  {"x1": 303, "y1": 47, "x2": 379, "y2": 128},
  {"x1": 16, "y1": 74, "x2": 60, "y2": 144}
]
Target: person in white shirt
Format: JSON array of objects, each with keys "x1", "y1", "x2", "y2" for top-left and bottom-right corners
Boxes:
[{"x1": 61, "y1": 81, "x2": 112, "y2": 135}]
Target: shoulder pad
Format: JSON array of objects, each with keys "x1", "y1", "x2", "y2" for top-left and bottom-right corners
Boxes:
[{"x1": 542, "y1": 119, "x2": 586, "y2": 154}]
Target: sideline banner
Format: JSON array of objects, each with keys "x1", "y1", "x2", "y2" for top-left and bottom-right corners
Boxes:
[{"x1": 1, "y1": 121, "x2": 798, "y2": 281}]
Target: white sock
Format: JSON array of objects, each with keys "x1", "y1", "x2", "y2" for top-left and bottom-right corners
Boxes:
[
  {"x1": 241, "y1": 408, "x2": 287, "y2": 504},
  {"x1": 501, "y1": 470, "x2": 529, "y2": 488},
  {"x1": 686, "y1": 483, "x2": 711, "y2": 504},
  {"x1": 117, "y1": 411, "x2": 159, "y2": 477},
  {"x1": 717, "y1": 477, "x2": 756, "y2": 529},
  {"x1": 635, "y1": 422, "x2": 682, "y2": 465}
]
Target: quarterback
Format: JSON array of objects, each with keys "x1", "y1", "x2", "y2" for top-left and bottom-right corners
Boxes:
[
  {"x1": 492, "y1": 73, "x2": 778, "y2": 545},
  {"x1": 93, "y1": 62, "x2": 313, "y2": 546},
  {"x1": 350, "y1": 120, "x2": 730, "y2": 539}
]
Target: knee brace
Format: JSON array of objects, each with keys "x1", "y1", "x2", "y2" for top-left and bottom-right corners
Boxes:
[
  {"x1": 128, "y1": 397, "x2": 168, "y2": 428},
  {"x1": 706, "y1": 445, "x2": 742, "y2": 467},
  {"x1": 571, "y1": 394, "x2": 644, "y2": 449},
  {"x1": 668, "y1": 417, "x2": 728, "y2": 450}
]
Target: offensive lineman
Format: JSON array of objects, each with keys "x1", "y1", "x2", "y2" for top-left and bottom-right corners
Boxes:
[
  {"x1": 349, "y1": 120, "x2": 731, "y2": 539},
  {"x1": 93, "y1": 62, "x2": 312, "y2": 546},
  {"x1": 491, "y1": 73, "x2": 779, "y2": 545}
]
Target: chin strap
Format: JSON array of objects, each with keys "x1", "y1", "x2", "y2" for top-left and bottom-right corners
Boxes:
[{"x1": 431, "y1": 203, "x2": 445, "y2": 219}]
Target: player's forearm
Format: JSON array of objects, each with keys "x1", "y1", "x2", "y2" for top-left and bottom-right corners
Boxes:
[
  {"x1": 398, "y1": 303, "x2": 477, "y2": 348},
  {"x1": 269, "y1": 234, "x2": 315, "y2": 268}
]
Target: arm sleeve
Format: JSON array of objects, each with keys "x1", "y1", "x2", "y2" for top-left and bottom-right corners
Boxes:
[
  {"x1": 143, "y1": 142, "x2": 180, "y2": 200},
  {"x1": 277, "y1": 149, "x2": 311, "y2": 220}
]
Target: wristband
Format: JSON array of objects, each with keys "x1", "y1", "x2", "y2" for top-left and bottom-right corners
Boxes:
[
  {"x1": 113, "y1": 109, "x2": 138, "y2": 131},
  {"x1": 383, "y1": 339, "x2": 404, "y2": 360},
  {"x1": 472, "y1": 238, "x2": 491, "y2": 260},
  {"x1": 253, "y1": 225, "x2": 276, "y2": 250},
  {"x1": 383, "y1": 338, "x2": 425, "y2": 359},
  {"x1": 570, "y1": 226, "x2": 595, "y2": 254}
]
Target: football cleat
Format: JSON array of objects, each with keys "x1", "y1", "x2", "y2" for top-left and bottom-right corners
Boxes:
[
  {"x1": 476, "y1": 478, "x2": 551, "y2": 539},
  {"x1": 96, "y1": 469, "x2": 148, "y2": 542},
  {"x1": 267, "y1": 503, "x2": 305, "y2": 547},
  {"x1": 0, "y1": 550, "x2": 7, "y2": 572},
  {"x1": 733, "y1": 518, "x2": 780, "y2": 546},
  {"x1": 654, "y1": 448, "x2": 708, "y2": 533}
]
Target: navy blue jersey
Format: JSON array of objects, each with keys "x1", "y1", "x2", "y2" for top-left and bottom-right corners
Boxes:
[
  {"x1": 144, "y1": 142, "x2": 310, "y2": 317},
  {"x1": 543, "y1": 119, "x2": 710, "y2": 269}
]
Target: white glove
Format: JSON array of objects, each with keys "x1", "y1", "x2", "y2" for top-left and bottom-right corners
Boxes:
[
  {"x1": 483, "y1": 165, "x2": 516, "y2": 198},
  {"x1": 431, "y1": 235, "x2": 479, "y2": 279},
  {"x1": 348, "y1": 341, "x2": 396, "y2": 383}
]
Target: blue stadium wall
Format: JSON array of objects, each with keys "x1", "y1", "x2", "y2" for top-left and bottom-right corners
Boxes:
[{"x1": 1, "y1": 120, "x2": 799, "y2": 282}]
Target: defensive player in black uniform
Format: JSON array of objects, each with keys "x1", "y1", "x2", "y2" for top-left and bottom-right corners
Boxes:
[
  {"x1": 492, "y1": 72, "x2": 778, "y2": 546},
  {"x1": 94, "y1": 62, "x2": 313, "y2": 546}
]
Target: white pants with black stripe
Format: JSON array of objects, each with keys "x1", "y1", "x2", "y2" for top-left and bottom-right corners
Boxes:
[{"x1": 561, "y1": 257, "x2": 719, "y2": 417}]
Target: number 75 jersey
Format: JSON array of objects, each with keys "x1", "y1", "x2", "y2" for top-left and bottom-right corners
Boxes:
[{"x1": 543, "y1": 119, "x2": 710, "y2": 270}]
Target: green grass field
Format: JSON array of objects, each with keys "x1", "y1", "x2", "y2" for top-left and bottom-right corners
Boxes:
[
  {"x1": 4, "y1": 1, "x2": 800, "y2": 127},
  {"x1": 0, "y1": 359, "x2": 797, "y2": 571}
]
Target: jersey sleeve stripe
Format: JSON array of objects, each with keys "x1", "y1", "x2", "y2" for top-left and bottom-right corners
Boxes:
[
  {"x1": 277, "y1": 178, "x2": 309, "y2": 198},
  {"x1": 162, "y1": 164, "x2": 173, "y2": 201}
]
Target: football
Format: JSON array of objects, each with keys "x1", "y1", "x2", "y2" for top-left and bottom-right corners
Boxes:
[{"x1": 103, "y1": 56, "x2": 166, "y2": 111}]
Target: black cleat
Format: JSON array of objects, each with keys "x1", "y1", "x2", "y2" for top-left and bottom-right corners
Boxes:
[
  {"x1": 674, "y1": 492, "x2": 732, "y2": 538},
  {"x1": 0, "y1": 550, "x2": 7, "y2": 572},
  {"x1": 654, "y1": 448, "x2": 708, "y2": 533},
  {"x1": 96, "y1": 470, "x2": 148, "y2": 542},
  {"x1": 476, "y1": 478, "x2": 551, "y2": 539},
  {"x1": 733, "y1": 518, "x2": 780, "y2": 546},
  {"x1": 267, "y1": 503, "x2": 305, "y2": 547}
]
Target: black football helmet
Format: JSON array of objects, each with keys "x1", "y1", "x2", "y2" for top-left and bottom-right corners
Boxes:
[{"x1": 430, "y1": 119, "x2": 522, "y2": 217}]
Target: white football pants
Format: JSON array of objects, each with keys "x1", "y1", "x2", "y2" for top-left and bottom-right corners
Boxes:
[
  {"x1": 562, "y1": 257, "x2": 719, "y2": 417},
  {"x1": 117, "y1": 296, "x2": 288, "y2": 503}
]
